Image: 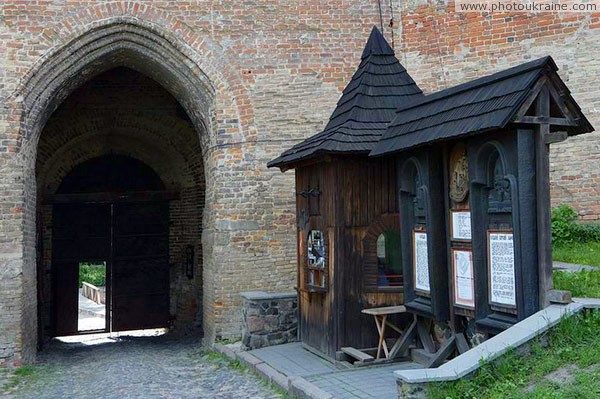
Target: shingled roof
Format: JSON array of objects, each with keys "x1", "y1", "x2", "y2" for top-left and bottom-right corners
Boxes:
[
  {"x1": 268, "y1": 26, "x2": 423, "y2": 169},
  {"x1": 370, "y1": 56, "x2": 593, "y2": 156}
]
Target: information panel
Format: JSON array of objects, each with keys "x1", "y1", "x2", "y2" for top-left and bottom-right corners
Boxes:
[
  {"x1": 452, "y1": 248, "x2": 475, "y2": 308},
  {"x1": 413, "y1": 230, "x2": 430, "y2": 293},
  {"x1": 487, "y1": 231, "x2": 516, "y2": 307},
  {"x1": 451, "y1": 211, "x2": 472, "y2": 241}
]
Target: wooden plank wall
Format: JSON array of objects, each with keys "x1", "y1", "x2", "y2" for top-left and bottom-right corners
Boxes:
[
  {"x1": 296, "y1": 156, "x2": 406, "y2": 358},
  {"x1": 296, "y1": 162, "x2": 336, "y2": 356}
]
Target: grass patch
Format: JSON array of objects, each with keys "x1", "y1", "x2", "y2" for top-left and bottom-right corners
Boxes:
[
  {"x1": 214, "y1": 337, "x2": 241, "y2": 345},
  {"x1": 554, "y1": 268, "x2": 600, "y2": 298},
  {"x1": 202, "y1": 349, "x2": 287, "y2": 398},
  {"x1": 201, "y1": 349, "x2": 248, "y2": 372},
  {"x1": 552, "y1": 241, "x2": 600, "y2": 266},
  {"x1": 426, "y1": 310, "x2": 600, "y2": 399},
  {"x1": 1, "y1": 365, "x2": 42, "y2": 393}
]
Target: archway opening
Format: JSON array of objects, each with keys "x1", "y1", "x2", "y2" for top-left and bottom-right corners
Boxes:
[{"x1": 36, "y1": 67, "x2": 206, "y2": 344}]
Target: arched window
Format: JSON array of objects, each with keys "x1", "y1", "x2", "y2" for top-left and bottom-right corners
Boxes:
[
  {"x1": 375, "y1": 231, "x2": 403, "y2": 287},
  {"x1": 363, "y1": 215, "x2": 402, "y2": 291}
]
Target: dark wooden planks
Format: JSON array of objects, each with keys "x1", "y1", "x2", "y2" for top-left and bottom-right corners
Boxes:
[{"x1": 371, "y1": 56, "x2": 593, "y2": 157}]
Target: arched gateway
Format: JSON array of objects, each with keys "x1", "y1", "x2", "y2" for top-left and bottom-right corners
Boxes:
[
  {"x1": 0, "y1": 14, "x2": 299, "y2": 367},
  {"x1": 21, "y1": 22, "x2": 215, "y2": 350}
]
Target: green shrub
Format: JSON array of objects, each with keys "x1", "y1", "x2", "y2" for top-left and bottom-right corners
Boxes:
[
  {"x1": 551, "y1": 204, "x2": 578, "y2": 245},
  {"x1": 576, "y1": 222, "x2": 600, "y2": 243},
  {"x1": 79, "y1": 263, "x2": 106, "y2": 287},
  {"x1": 551, "y1": 204, "x2": 600, "y2": 246}
]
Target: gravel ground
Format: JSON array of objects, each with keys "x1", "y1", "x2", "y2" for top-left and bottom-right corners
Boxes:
[{"x1": 2, "y1": 335, "x2": 282, "y2": 399}]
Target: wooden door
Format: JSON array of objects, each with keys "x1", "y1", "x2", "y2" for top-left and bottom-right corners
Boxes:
[
  {"x1": 111, "y1": 202, "x2": 170, "y2": 331},
  {"x1": 52, "y1": 203, "x2": 111, "y2": 336}
]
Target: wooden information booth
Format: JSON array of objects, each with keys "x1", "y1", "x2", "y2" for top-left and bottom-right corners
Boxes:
[
  {"x1": 268, "y1": 27, "x2": 423, "y2": 359},
  {"x1": 371, "y1": 56, "x2": 594, "y2": 359}
]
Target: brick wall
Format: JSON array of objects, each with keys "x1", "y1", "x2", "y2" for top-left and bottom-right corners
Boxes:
[
  {"x1": 394, "y1": 0, "x2": 600, "y2": 219},
  {"x1": 0, "y1": 0, "x2": 598, "y2": 367},
  {"x1": 36, "y1": 68, "x2": 206, "y2": 338},
  {"x1": 0, "y1": 0, "x2": 391, "y2": 366}
]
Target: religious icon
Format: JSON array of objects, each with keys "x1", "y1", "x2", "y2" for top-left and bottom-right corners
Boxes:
[{"x1": 449, "y1": 143, "x2": 469, "y2": 203}]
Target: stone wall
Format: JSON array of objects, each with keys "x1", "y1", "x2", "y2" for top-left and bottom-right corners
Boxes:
[{"x1": 240, "y1": 291, "x2": 298, "y2": 350}]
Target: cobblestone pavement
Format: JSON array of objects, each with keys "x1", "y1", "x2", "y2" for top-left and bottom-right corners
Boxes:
[{"x1": 3, "y1": 335, "x2": 282, "y2": 399}]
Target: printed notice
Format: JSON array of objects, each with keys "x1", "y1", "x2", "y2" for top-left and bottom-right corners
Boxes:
[
  {"x1": 453, "y1": 249, "x2": 474, "y2": 308},
  {"x1": 488, "y1": 232, "x2": 516, "y2": 306},
  {"x1": 413, "y1": 231, "x2": 430, "y2": 292},
  {"x1": 451, "y1": 211, "x2": 472, "y2": 241}
]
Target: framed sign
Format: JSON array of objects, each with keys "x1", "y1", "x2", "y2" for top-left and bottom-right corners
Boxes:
[
  {"x1": 452, "y1": 248, "x2": 475, "y2": 308},
  {"x1": 487, "y1": 230, "x2": 516, "y2": 307},
  {"x1": 413, "y1": 229, "x2": 430, "y2": 293},
  {"x1": 450, "y1": 210, "x2": 472, "y2": 241}
]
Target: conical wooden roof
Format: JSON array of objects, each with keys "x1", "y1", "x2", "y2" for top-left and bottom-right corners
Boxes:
[{"x1": 268, "y1": 26, "x2": 423, "y2": 169}]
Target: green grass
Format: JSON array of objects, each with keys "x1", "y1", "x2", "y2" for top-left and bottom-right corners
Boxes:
[
  {"x1": 552, "y1": 241, "x2": 600, "y2": 266},
  {"x1": 426, "y1": 310, "x2": 600, "y2": 399},
  {"x1": 554, "y1": 269, "x2": 600, "y2": 298},
  {"x1": 202, "y1": 349, "x2": 288, "y2": 398},
  {"x1": 1, "y1": 366, "x2": 42, "y2": 393}
]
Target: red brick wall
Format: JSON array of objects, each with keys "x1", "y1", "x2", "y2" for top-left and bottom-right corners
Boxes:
[{"x1": 395, "y1": 1, "x2": 600, "y2": 219}]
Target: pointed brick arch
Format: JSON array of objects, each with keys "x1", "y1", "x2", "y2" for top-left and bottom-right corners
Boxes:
[{"x1": 6, "y1": 9, "x2": 253, "y2": 364}]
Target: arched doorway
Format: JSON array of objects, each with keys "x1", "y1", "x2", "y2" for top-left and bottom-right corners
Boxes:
[
  {"x1": 36, "y1": 67, "x2": 206, "y2": 343},
  {"x1": 51, "y1": 155, "x2": 170, "y2": 336}
]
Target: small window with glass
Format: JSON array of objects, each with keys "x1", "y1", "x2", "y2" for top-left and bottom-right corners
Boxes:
[
  {"x1": 306, "y1": 230, "x2": 327, "y2": 291},
  {"x1": 375, "y1": 231, "x2": 403, "y2": 288}
]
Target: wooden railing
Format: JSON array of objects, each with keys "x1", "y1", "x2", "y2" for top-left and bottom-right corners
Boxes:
[{"x1": 82, "y1": 282, "x2": 106, "y2": 304}]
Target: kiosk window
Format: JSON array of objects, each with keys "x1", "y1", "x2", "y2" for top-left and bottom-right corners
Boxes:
[{"x1": 376, "y1": 231, "x2": 403, "y2": 287}]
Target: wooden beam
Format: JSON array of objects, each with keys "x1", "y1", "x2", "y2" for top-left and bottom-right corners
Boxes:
[
  {"x1": 46, "y1": 190, "x2": 180, "y2": 204},
  {"x1": 546, "y1": 76, "x2": 577, "y2": 121},
  {"x1": 455, "y1": 333, "x2": 470, "y2": 355},
  {"x1": 279, "y1": 155, "x2": 334, "y2": 172},
  {"x1": 513, "y1": 116, "x2": 577, "y2": 127},
  {"x1": 544, "y1": 131, "x2": 569, "y2": 145},
  {"x1": 341, "y1": 347, "x2": 374, "y2": 362},
  {"x1": 388, "y1": 317, "x2": 417, "y2": 359},
  {"x1": 417, "y1": 317, "x2": 436, "y2": 354},
  {"x1": 513, "y1": 76, "x2": 548, "y2": 120},
  {"x1": 535, "y1": 87, "x2": 553, "y2": 308},
  {"x1": 428, "y1": 335, "x2": 456, "y2": 368}
]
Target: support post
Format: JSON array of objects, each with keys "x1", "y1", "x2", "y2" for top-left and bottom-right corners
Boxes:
[{"x1": 535, "y1": 87, "x2": 553, "y2": 308}]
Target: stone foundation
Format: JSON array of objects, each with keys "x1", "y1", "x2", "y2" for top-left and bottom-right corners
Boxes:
[{"x1": 240, "y1": 291, "x2": 298, "y2": 350}]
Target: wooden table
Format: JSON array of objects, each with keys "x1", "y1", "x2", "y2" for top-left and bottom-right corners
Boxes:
[{"x1": 362, "y1": 305, "x2": 407, "y2": 359}]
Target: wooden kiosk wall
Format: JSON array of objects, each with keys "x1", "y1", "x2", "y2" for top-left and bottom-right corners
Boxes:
[{"x1": 295, "y1": 156, "x2": 405, "y2": 358}]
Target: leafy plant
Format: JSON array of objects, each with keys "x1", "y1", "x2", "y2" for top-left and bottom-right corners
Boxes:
[
  {"x1": 78, "y1": 262, "x2": 106, "y2": 287},
  {"x1": 551, "y1": 204, "x2": 600, "y2": 246},
  {"x1": 551, "y1": 204, "x2": 578, "y2": 245}
]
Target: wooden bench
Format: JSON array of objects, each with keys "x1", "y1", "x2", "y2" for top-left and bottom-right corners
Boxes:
[{"x1": 341, "y1": 347, "x2": 374, "y2": 363}]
